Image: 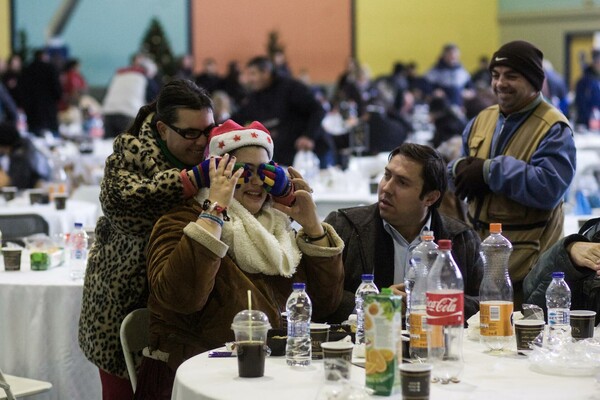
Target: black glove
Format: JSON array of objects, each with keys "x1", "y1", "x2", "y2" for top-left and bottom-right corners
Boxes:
[{"x1": 454, "y1": 157, "x2": 490, "y2": 201}]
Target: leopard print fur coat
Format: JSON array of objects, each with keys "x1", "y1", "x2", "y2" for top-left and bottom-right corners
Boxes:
[{"x1": 78, "y1": 113, "x2": 187, "y2": 377}]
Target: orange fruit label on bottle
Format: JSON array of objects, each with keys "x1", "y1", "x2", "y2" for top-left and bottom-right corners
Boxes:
[{"x1": 480, "y1": 301, "x2": 513, "y2": 337}]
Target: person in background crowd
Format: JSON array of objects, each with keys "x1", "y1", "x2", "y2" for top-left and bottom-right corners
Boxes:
[
  {"x1": 0, "y1": 122, "x2": 50, "y2": 189},
  {"x1": 195, "y1": 58, "x2": 221, "y2": 94},
  {"x1": 0, "y1": 82, "x2": 18, "y2": 124},
  {"x1": 18, "y1": 49, "x2": 62, "y2": 136},
  {"x1": 220, "y1": 61, "x2": 246, "y2": 108},
  {"x1": 325, "y1": 143, "x2": 483, "y2": 323},
  {"x1": 524, "y1": 217, "x2": 600, "y2": 325},
  {"x1": 102, "y1": 55, "x2": 150, "y2": 138},
  {"x1": 59, "y1": 58, "x2": 88, "y2": 112},
  {"x1": 428, "y1": 95, "x2": 466, "y2": 149},
  {"x1": 174, "y1": 54, "x2": 195, "y2": 81},
  {"x1": 233, "y1": 56, "x2": 332, "y2": 167},
  {"x1": 575, "y1": 49, "x2": 600, "y2": 129},
  {"x1": 272, "y1": 49, "x2": 292, "y2": 78},
  {"x1": 405, "y1": 61, "x2": 430, "y2": 104},
  {"x1": 426, "y1": 43, "x2": 471, "y2": 106},
  {"x1": 448, "y1": 40, "x2": 576, "y2": 308},
  {"x1": 134, "y1": 120, "x2": 344, "y2": 398},
  {"x1": 542, "y1": 60, "x2": 569, "y2": 117},
  {"x1": 212, "y1": 90, "x2": 232, "y2": 124},
  {"x1": 1, "y1": 54, "x2": 22, "y2": 107},
  {"x1": 471, "y1": 56, "x2": 492, "y2": 88},
  {"x1": 79, "y1": 80, "x2": 215, "y2": 400}
]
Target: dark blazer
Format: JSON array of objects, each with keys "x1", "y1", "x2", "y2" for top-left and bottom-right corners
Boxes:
[{"x1": 324, "y1": 204, "x2": 484, "y2": 323}]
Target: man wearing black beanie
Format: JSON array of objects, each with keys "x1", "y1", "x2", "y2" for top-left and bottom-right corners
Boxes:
[{"x1": 448, "y1": 40, "x2": 576, "y2": 309}]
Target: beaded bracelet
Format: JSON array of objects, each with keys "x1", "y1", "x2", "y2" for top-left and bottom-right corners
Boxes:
[
  {"x1": 198, "y1": 212, "x2": 224, "y2": 227},
  {"x1": 202, "y1": 199, "x2": 231, "y2": 221}
]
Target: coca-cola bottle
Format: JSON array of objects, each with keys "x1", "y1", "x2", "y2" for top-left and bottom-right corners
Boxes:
[{"x1": 426, "y1": 239, "x2": 464, "y2": 384}]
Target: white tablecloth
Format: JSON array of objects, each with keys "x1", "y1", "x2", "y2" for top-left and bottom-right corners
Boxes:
[
  {"x1": 172, "y1": 338, "x2": 600, "y2": 400},
  {"x1": 0, "y1": 254, "x2": 101, "y2": 400},
  {"x1": 0, "y1": 198, "x2": 98, "y2": 237}
]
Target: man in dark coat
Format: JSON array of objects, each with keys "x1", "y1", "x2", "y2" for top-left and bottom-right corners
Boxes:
[
  {"x1": 18, "y1": 49, "x2": 62, "y2": 136},
  {"x1": 233, "y1": 56, "x2": 332, "y2": 167},
  {"x1": 325, "y1": 143, "x2": 484, "y2": 323}
]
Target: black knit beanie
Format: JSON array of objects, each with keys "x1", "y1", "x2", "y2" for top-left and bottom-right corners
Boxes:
[{"x1": 488, "y1": 40, "x2": 545, "y2": 91}]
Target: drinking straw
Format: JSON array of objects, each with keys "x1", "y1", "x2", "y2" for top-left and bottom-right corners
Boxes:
[{"x1": 247, "y1": 290, "x2": 252, "y2": 341}]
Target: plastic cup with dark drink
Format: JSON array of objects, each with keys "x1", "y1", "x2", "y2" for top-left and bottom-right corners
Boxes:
[
  {"x1": 29, "y1": 189, "x2": 48, "y2": 205},
  {"x1": 399, "y1": 363, "x2": 433, "y2": 400},
  {"x1": 54, "y1": 194, "x2": 68, "y2": 210},
  {"x1": 231, "y1": 310, "x2": 271, "y2": 378},
  {"x1": 570, "y1": 310, "x2": 596, "y2": 340},
  {"x1": 514, "y1": 319, "x2": 545, "y2": 354},
  {"x1": 321, "y1": 341, "x2": 354, "y2": 381},
  {"x1": 310, "y1": 323, "x2": 330, "y2": 360},
  {"x1": 3, "y1": 248, "x2": 22, "y2": 271},
  {"x1": 2, "y1": 186, "x2": 17, "y2": 202}
]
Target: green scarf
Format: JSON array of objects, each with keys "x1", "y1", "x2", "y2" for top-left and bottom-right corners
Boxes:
[{"x1": 152, "y1": 127, "x2": 193, "y2": 170}]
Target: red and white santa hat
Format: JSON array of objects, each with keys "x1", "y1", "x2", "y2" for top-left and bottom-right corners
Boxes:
[{"x1": 208, "y1": 119, "x2": 274, "y2": 159}]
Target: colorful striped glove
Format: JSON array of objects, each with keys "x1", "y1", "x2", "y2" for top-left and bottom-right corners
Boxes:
[{"x1": 258, "y1": 161, "x2": 295, "y2": 206}]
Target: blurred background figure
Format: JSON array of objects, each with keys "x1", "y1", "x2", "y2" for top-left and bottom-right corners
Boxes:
[
  {"x1": 428, "y1": 95, "x2": 466, "y2": 149},
  {"x1": 575, "y1": 49, "x2": 600, "y2": 130},
  {"x1": 542, "y1": 59, "x2": 569, "y2": 117},
  {"x1": 0, "y1": 122, "x2": 51, "y2": 189},
  {"x1": 1, "y1": 54, "x2": 23, "y2": 107},
  {"x1": 471, "y1": 56, "x2": 491, "y2": 88},
  {"x1": 212, "y1": 90, "x2": 232, "y2": 124},
  {"x1": 272, "y1": 49, "x2": 292, "y2": 78},
  {"x1": 18, "y1": 49, "x2": 63, "y2": 137},
  {"x1": 426, "y1": 43, "x2": 471, "y2": 106},
  {"x1": 195, "y1": 57, "x2": 221, "y2": 94},
  {"x1": 174, "y1": 54, "x2": 195, "y2": 81}
]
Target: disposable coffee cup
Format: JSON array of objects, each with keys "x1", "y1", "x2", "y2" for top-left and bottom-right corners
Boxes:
[
  {"x1": 321, "y1": 341, "x2": 354, "y2": 381},
  {"x1": 54, "y1": 194, "x2": 68, "y2": 210},
  {"x1": 570, "y1": 310, "x2": 596, "y2": 340},
  {"x1": 231, "y1": 310, "x2": 271, "y2": 378},
  {"x1": 514, "y1": 319, "x2": 545, "y2": 353},
  {"x1": 29, "y1": 189, "x2": 48, "y2": 205},
  {"x1": 2, "y1": 186, "x2": 17, "y2": 201},
  {"x1": 399, "y1": 363, "x2": 433, "y2": 400},
  {"x1": 3, "y1": 248, "x2": 22, "y2": 271},
  {"x1": 310, "y1": 323, "x2": 330, "y2": 359}
]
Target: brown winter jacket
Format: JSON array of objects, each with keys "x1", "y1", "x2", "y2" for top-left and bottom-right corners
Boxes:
[{"x1": 146, "y1": 201, "x2": 345, "y2": 371}]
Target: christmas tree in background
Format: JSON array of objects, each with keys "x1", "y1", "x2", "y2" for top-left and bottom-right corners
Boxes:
[{"x1": 140, "y1": 17, "x2": 176, "y2": 79}]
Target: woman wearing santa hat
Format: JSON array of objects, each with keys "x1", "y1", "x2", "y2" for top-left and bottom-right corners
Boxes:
[{"x1": 135, "y1": 119, "x2": 345, "y2": 398}]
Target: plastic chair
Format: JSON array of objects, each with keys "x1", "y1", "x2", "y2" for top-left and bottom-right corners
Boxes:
[
  {"x1": 0, "y1": 368, "x2": 52, "y2": 399},
  {"x1": 0, "y1": 214, "x2": 49, "y2": 245},
  {"x1": 120, "y1": 308, "x2": 150, "y2": 392}
]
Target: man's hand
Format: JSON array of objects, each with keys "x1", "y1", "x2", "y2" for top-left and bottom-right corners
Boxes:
[
  {"x1": 389, "y1": 283, "x2": 408, "y2": 315},
  {"x1": 454, "y1": 157, "x2": 490, "y2": 201},
  {"x1": 566, "y1": 241, "x2": 600, "y2": 275}
]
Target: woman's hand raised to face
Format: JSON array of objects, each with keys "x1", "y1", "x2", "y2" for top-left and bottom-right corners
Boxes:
[
  {"x1": 272, "y1": 166, "x2": 324, "y2": 237},
  {"x1": 207, "y1": 154, "x2": 245, "y2": 208}
]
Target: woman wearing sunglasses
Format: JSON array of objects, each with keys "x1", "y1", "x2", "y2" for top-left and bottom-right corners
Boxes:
[{"x1": 79, "y1": 79, "x2": 216, "y2": 399}]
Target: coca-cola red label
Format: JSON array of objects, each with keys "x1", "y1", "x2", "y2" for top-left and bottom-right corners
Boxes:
[{"x1": 426, "y1": 291, "x2": 464, "y2": 325}]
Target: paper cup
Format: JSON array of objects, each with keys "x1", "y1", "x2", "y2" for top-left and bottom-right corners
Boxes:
[
  {"x1": 3, "y1": 248, "x2": 22, "y2": 271},
  {"x1": 514, "y1": 319, "x2": 545, "y2": 353},
  {"x1": 570, "y1": 310, "x2": 596, "y2": 340},
  {"x1": 321, "y1": 341, "x2": 354, "y2": 380},
  {"x1": 399, "y1": 363, "x2": 433, "y2": 400},
  {"x1": 310, "y1": 323, "x2": 330, "y2": 359}
]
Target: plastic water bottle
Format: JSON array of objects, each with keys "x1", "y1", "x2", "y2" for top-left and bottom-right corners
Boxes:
[
  {"x1": 406, "y1": 231, "x2": 438, "y2": 331},
  {"x1": 479, "y1": 223, "x2": 514, "y2": 352},
  {"x1": 286, "y1": 282, "x2": 312, "y2": 366},
  {"x1": 68, "y1": 222, "x2": 88, "y2": 280},
  {"x1": 546, "y1": 272, "x2": 571, "y2": 340},
  {"x1": 408, "y1": 255, "x2": 430, "y2": 360},
  {"x1": 292, "y1": 150, "x2": 320, "y2": 184},
  {"x1": 426, "y1": 239, "x2": 464, "y2": 383},
  {"x1": 355, "y1": 274, "x2": 379, "y2": 345}
]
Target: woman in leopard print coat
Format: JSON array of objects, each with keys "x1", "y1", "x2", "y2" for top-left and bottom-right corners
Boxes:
[{"x1": 78, "y1": 79, "x2": 214, "y2": 398}]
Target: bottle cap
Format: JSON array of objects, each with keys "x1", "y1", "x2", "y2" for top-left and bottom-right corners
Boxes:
[
  {"x1": 381, "y1": 288, "x2": 392, "y2": 295},
  {"x1": 292, "y1": 282, "x2": 306, "y2": 290},
  {"x1": 438, "y1": 239, "x2": 452, "y2": 250},
  {"x1": 74, "y1": 222, "x2": 83, "y2": 228},
  {"x1": 551, "y1": 272, "x2": 565, "y2": 279},
  {"x1": 361, "y1": 273, "x2": 374, "y2": 281},
  {"x1": 421, "y1": 230, "x2": 434, "y2": 240},
  {"x1": 489, "y1": 223, "x2": 502, "y2": 234}
]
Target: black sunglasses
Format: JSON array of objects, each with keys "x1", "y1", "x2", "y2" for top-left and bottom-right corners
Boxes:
[{"x1": 163, "y1": 121, "x2": 216, "y2": 140}]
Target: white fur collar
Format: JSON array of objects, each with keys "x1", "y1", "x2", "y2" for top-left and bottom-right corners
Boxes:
[{"x1": 195, "y1": 189, "x2": 301, "y2": 277}]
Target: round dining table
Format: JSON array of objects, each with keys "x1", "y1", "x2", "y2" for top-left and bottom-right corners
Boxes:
[
  {"x1": 0, "y1": 252, "x2": 101, "y2": 400},
  {"x1": 172, "y1": 335, "x2": 600, "y2": 400}
]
